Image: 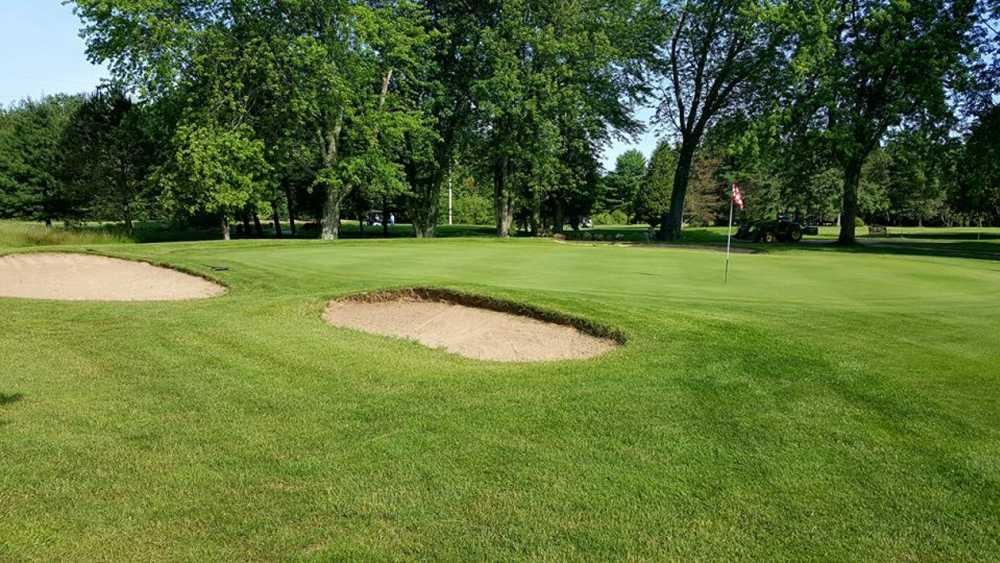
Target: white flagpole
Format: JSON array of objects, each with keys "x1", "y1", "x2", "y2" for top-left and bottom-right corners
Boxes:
[{"x1": 725, "y1": 191, "x2": 734, "y2": 284}]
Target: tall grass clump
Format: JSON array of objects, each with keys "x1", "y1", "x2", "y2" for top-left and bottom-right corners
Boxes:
[{"x1": 0, "y1": 221, "x2": 135, "y2": 248}]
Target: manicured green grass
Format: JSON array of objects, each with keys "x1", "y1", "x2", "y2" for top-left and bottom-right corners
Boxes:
[{"x1": 1, "y1": 228, "x2": 999, "y2": 560}]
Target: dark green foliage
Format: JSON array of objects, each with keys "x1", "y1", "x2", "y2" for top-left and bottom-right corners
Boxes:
[
  {"x1": 0, "y1": 96, "x2": 83, "y2": 224},
  {"x1": 955, "y1": 105, "x2": 1000, "y2": 224},
  {"x1": 602, "y1": 150, "x2": 646, "y2": 220},
  {"x1": 797, "y1": 0, "x2": 979, "y2": 242},
  {"x1": 636, "y1": 141, "x2": 676, "y2": 227},
  {"x1": 0, "y1": 1, "x2": 992, "y2": 237},
  {"x1": 653, "y1": 0, "x2": 797, "y2": 240},
  {"x1": 61, "y1": 89, "x2": 158, "y2": 231}
]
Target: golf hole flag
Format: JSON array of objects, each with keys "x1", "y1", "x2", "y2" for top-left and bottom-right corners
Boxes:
[{"x1": 725, "y1": 183, "x2": 742, "y2": 283}]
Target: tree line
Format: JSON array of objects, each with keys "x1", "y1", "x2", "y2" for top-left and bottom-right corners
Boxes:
[{"x1": 1, "y1": 0, "x2": 997, "y2": 243}]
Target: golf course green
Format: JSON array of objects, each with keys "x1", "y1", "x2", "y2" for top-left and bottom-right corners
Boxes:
[{"x1": 1, "y1": 229, "x2": 998, "y2": 560}]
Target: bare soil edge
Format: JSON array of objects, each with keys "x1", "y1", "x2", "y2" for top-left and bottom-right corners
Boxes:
[{"x1": 332, "y1": 287, "x2": 627, "y2": 345}]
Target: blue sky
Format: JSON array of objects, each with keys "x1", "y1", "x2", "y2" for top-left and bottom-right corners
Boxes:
[
  {"x1": 0, "y1": 1, "x2": 108, "y2": 106},
  {"x1": 0, "y1": 1, "x2": 659, "y2": 169}
]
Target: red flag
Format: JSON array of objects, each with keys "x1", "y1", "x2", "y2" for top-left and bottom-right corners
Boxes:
[{"x1": 732, "y1": 183, "x2": 744, "y2": 210}]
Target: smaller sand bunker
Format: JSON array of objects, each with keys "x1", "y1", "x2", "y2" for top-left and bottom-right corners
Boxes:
[
  {"x1": 324, "y1": 290, "x2": 620, "y2": 362},
  {"x1": 0, "y1": 253, "x2": 225, "y2": 301}
]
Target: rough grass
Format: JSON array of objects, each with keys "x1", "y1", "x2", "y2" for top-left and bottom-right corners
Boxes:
[
  {"x1": 0, "y1": 221, "x2": 134, "y2": 247},
  {"x1": 1, "y1": 229, "x2": 999, "y2": 560}
]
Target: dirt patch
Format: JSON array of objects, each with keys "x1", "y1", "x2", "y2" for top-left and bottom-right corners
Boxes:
[
  {"x1": 323, "y1": 288, "x2": 621, "y2": 362},
  {"x1": 0, "y1": 253, "x2": 226, "y2": 301}
]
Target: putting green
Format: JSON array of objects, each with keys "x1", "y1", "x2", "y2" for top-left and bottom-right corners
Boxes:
[{"x1": 1, "y1": 236, "x2": 998, "y2": 560}]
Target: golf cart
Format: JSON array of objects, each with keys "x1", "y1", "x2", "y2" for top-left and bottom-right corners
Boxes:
[{"x1": 735, "y1": 215, "x2": 818, "y2": 243}]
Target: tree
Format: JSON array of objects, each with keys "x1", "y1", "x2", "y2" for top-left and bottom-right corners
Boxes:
[
  {"x1": 603, "y1": 150, "x2": 647, "y2": 220},
  {"x1": 472, "y1": 0, "x2": 657, "y2": 237},
  {"x1": 955, "y1": 105, "x2": 1000, "y2": 224},
  {"x1": 60, "y1": 89, "x2": 156, "y2": 232},
  {"x1": 685, "y1": 151, "x2": 723, "y2": 226},
  {"x1": 403, "y1": 1, "x2": 490, "y2": 238},
  {"x1": 806, "y1": 0, "x2": 978, "y2": 243},
  {"x1": 636, "y1": 140, "x2": 676, "y2": 227},
  {"x1": 0, "y1": 96, "x2": 83, "y2": 225},
  {"x1": 159, "y1": 123, "x2": 270, "y2": 240},
  {"x1": 286, "y1": 1, "x2": 433, "y2": 240},
  {"x1": 882, "y1": 131, "x2": 953, "y2": 226},
  {"x1": 653, "y1": 0, "x2": 795, "y2": 240}
]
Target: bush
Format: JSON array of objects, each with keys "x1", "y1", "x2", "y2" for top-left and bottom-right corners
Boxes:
[
  {"x1": 855, "y1": 216, "x2": 866, "y2": 227},
  {"x1": 592, "y1": 210, "x2": 628, "y2": 225}
]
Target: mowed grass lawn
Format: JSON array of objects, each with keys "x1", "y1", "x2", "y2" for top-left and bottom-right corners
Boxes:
[{"x1": 1, "y1": 233, "x2": 999, "y2": 560}]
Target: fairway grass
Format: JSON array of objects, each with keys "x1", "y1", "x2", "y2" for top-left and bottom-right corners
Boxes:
[{"x1": 1, "y1": 235, "x2": 999, "y2": 560}]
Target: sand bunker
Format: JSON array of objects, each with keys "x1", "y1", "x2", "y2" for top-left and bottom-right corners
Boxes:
[
  {"x1": 0, "y1": 253, "x2": 225, "y2": 301},
  {"x1": 323, "y1": 290, "x2": 620, "y2": 362}
]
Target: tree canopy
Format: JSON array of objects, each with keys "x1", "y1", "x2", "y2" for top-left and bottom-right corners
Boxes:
[{"x1": 0, "y1": 0, "x2": 994, "y2": 239}]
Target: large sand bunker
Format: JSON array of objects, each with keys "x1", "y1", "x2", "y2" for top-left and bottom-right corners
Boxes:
[
  {"x1": 0, "y1": 253, "x2": 225, "y2": 301},
  {"x1": 323, "y1": 289, "x2": 621, "y2": 362}
]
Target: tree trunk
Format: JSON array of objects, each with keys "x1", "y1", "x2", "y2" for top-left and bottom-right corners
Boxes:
[
  {"x1": 252, "y1": 212, "x2": 264, "y2": 236},
  {"x1": 838, "y1": 158, "x2": 863, "y2": 244},
  {"x1": 284, "y1": 186, "x2": 297, "y2": 235},
  {"x1": 321, "y1": 193, "x2": 342, "y2": 240},
  {"x1": 121, "y1": 201, "x2": 134, "y2": 235},
  {"x1": 411, "y1": 176, "x2": 442, "y2": 238},
  {"x1": 529, "y1": 191, "x2": 542, "y2": 237},
  {"x1": 319, "y1": 112, "x2": 344, "y2": 240},
  {"x1": 241, "y1": 213, "x2": 251, "y2": 236},
  {"x1": 383, "y1": 196, "x2": 389, "y2": 237},
  {"x1": 553, "y1": 198, "x2": 564, "y2": 233},
  {"x1": 221, "y1": 215, "x2": 230, "y2": 241},
  {"x1": 494, "y1": 156, "x2": 514, "y2": 238},
  {"x1": 658, "y1": 140, "x2": 696, "y2": 241},
  {"x1": 271, "y1": 202, "x2": 282, "y2": 237},
  {"x1": 408, "y1": 172, "x2": 441, "y2": 239}
]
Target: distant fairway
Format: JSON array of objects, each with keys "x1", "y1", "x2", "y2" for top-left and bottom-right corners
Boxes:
[{"x1": 1, "y1": 227, "x2": 999, "y2": 560}]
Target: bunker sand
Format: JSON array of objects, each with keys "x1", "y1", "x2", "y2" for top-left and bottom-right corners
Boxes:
[
  {"x1": 324, "y1": 296, "x2": 618, "y2": 362},
  {"x1": 0, "y1": 253, "x2": 225, "y2": 301}
]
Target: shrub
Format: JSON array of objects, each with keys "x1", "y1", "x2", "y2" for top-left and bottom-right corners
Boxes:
[{"x1": 592, "y1": 210, "x2": 628, "y2": 225}]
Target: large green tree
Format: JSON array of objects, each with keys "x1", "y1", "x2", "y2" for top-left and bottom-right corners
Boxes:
[
  {"x1": 290, "y1": 1, "x2": 433, "y2": 240},
  {"x1": 653, "y1": 0, "x2": 796, "y2": 240},
  {"x1": 955, "y1": 105, "x2": 1000, "y2": 224},
  {"x1": 804, "y1": 0, "x2": 978, "y2": 242},
  {"x1": 472, "y1": 0, "x2": 657, "y2": 237},
  {"x1": 0, "y1": 96, "x2": 83, "y2": 225},
  {"x1": 60, "y1": 89, "x2": 157, "y2": 232},
  {"x1": 637, "y1": 140, "x2": 676, "y2": 227},
  {"x1": 604, "y1": 150, "x2": 647, "y2": 220},
  {"x1": 159, "y1": 123, "x2": 270, "y2": 240}
]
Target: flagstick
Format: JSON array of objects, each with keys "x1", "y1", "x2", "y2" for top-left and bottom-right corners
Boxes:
[{"x1": 725, "y1": 195, "x2": 734, "y2": 284}]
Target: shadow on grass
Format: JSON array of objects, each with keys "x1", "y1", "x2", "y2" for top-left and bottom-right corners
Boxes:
[
  {"x1": 71, "y1": 221, "x2": 499, "y2": 243},
  {"x1": 0, "y1": 393, "x2": 23, "y2": 426},
  {"x1": 778, "y1": 239, "x2": 1000, "y2": 262},
  {"x1": 879, "y1": 232, "x2": 1000, "y2": 241},
  {"x1": 0, "y1": 393, "x2": 24, "y2": 406}
]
